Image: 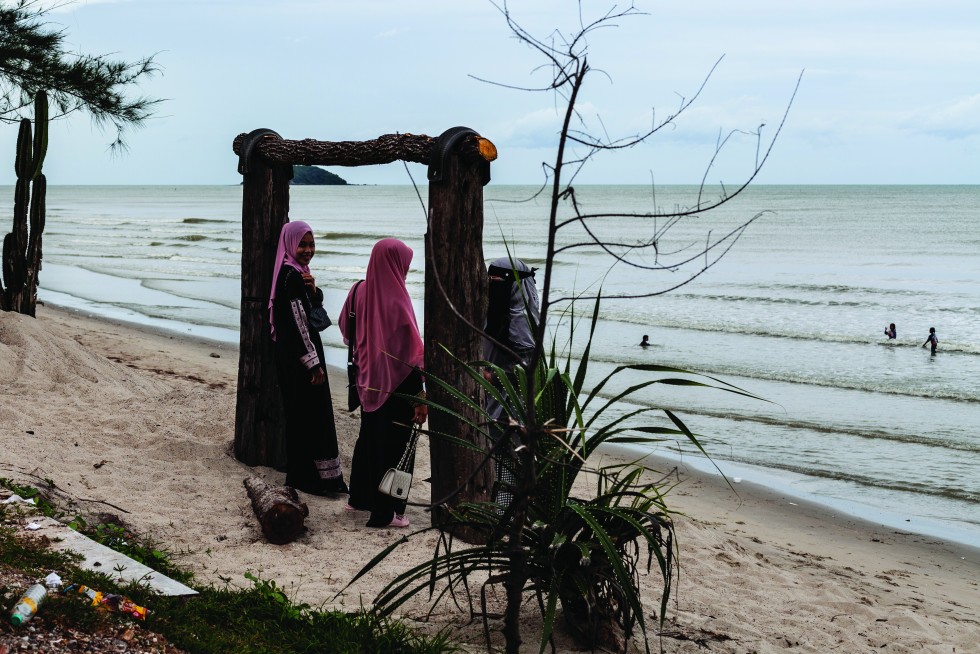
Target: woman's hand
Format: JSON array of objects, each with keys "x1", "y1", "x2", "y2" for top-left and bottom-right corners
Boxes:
[
  {"x1": 301, "y1": 272, "x2": 317, "y2": 294},
  {"x1": 310, "y1": 367, "x2": 325, "y2": 385},
  {"x1": 412, "y1": 403, "x2": 428, "y2": 425}
]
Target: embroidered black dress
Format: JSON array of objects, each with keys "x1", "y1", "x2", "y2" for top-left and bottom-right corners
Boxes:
[{"x1": 272, "y1": 266, "x2": 346, "y2": 494}]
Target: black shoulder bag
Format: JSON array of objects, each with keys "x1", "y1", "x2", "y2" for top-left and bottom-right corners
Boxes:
[
  {"x1": 285, "y1": 267, "x2": 331, "y2": 331},
  {"x1": 308, "y1": 303, "x2": 332, "y2": 332},
  {"x1": 346, "y1": 281, "x2": 364, "y2": 411}
]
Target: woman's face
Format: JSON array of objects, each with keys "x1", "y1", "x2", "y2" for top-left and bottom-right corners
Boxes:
[{"x1": 295, "y1": 232, "x2": 315, "y2": 265}]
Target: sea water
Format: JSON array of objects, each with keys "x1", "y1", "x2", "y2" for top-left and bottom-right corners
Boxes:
[{"x1": 19, "y1": 184, "x2": 980, "y2": 548}]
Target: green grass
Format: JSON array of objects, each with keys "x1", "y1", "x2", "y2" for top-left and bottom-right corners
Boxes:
[
  {"x1": 1, "y1": 480, "x2": 457, "y2": 654},
  {"x1": 148, "y1": 580, "x2": 455, "y2": 654}
]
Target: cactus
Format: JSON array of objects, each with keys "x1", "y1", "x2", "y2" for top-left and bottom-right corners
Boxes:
[
  {"x1": 1, "y1": 91, "x2": 48, "y2": 314},
  {"x1": 14, "y1": 118, "x2": 32, "y2": 178},
  {"x1": 31, "y1": 91, "x2": 48, "y2": 180}
]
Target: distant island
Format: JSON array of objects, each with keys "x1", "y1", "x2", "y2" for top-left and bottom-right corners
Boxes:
[{"x1": 292, "y1": 165, "x2": 348, "y2": 185}]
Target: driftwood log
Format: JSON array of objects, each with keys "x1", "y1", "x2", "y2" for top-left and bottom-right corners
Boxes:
[
  {"x1": 231, "y1": 132, "x2": 435, "y2": 167},
  {"x1": 243, "y1": 476, "x2": 309, "y2": 544}
]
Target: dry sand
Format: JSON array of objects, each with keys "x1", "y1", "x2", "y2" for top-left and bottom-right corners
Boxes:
[{"x1": 1, "y1": 305, "x2": 978, "y2": 653}]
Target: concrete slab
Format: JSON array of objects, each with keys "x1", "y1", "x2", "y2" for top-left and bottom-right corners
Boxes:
[{"x1": 29, "y1": 516, "x2": 198, "y2": 597}]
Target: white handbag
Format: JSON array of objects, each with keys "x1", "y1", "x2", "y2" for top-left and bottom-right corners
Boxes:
[
  {"x1": 378, "y1": 426, "x2": 420, "y2": 500},
  {"x1": 378, "y1": 468, "x2": 414, "y2": 500}
]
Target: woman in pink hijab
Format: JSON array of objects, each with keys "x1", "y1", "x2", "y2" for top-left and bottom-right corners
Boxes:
[
  {"x1": 269, "y1": 221, "x2": 347, "y2": 496},
  {"x1": 340, "y1": 238, "x2": 427, "y2": 528}
]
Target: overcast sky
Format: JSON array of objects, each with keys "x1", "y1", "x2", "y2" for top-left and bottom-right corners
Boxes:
[{"x1": 3, "y1": 0, "x2": 978, "y2": 185}]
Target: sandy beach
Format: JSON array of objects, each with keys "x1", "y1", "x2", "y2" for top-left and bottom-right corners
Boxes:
[{"x1": 1, "y1": 304, "x2": 977, "y2": 653}]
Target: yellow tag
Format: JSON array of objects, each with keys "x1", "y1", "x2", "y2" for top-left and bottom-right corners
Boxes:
[{"x1": 20, "y1": 597, "x2": 37, "y2": 612}]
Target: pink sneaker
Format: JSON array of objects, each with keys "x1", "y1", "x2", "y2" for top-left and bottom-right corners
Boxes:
[{"x1": 387, "y1": 514, "x2": 410, "y2": 528}]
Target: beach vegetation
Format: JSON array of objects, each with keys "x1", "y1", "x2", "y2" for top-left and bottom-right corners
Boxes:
[
  {"x1": 0, "y1": 479, "x2": 458, "y2": 653},
  {"x1": 0, "y1": 0, "x2": 162, "y2": 150},
  {"x1": 1, "y1": 0, "x2": 161, "y2": 315},
  {"x1": 351, "y1": 297, "x2": 759, "y2": 653},
  {"x1": 346, "y1": 2, "x2": 792, "y2": 652},
  {"x1": 0, "y1": 476, "x2": 189, "y2": 581},
  {"x1": 0, "y1": 476, "x2": 58, "y2": 517},
  {"x1": 1, "y1": 88, "x2": 47, "y2": 314}
]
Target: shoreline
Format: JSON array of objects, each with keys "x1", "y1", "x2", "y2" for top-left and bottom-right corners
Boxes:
[
  {"x1": 28, "y1": 300, "x2": 980, "y2": 562},
  {"x1": 2, "y1": 305, "x2": 977, "y2": 652},
  {"x1": 619, "y1": 446, "x2": 980, "y2": 551}
]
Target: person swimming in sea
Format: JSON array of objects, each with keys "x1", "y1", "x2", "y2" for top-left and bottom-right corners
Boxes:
[
  {"x1": 884, "y1": 323, "x2": 896, "y2": 340},
  {"x1": 922, "y1": 327, "x2": 938, "y2": 355},
  {"x1": 639, "y1": 334, "x2": 651, "y2": 347}
]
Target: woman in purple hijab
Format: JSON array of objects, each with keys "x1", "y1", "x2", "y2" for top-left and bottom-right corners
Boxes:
[
  {"x1": 340, "y1": 238, "x2": 427, "y2": 528},
  {"x1": 269, "y1": 221, "x2": 348, "y2": 496}
]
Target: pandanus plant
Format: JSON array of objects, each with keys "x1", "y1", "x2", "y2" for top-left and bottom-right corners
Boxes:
[
  {"x1": 346, "y1": 290, "x2": 760, "y2": 653},
  {"x1": 1, "y1": 90, "x2": 48, "y2": 315}
]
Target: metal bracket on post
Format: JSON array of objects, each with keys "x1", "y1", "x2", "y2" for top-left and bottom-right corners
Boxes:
[
  {"x1": 427, "y1": 126, "x2": 491, "y2": 186},
  {"x1": 237, "y1": 128, "x2": 283, "y2": 175}
]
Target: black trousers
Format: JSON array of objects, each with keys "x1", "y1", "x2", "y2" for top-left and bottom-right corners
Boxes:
[{"x1": 348, "y1": 383, "x2": 417, "y2": 526}]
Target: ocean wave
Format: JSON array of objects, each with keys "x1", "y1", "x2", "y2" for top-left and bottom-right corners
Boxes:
[
  {"x1": 319, "y1": 231, "x2": 391, "y2": 241},
  {"x1": 182, "y1": 218, "x2": 232, "y2": 224},
  {"x1": 110, "y1": 303, "x2": 236, "y2": 330},
  {"x1": 137, "y1": 283, "x2": 241, "y2": 310},
  {"x1": 580, "y1": 350, "x2": 980, "y2": 402},
  {"x1": 721, "y1": 458, "x2": 980, "y2": 507},
  {"x1": 649, "y1": 442, "x2": 980, "y2": 509},
  {"x1": 745, "y1": 282, "x2": 928, "y2": 297},
  {"x1": 587, "y1": 313, "x2": 980, "y2": 355},
  {"x1": 667, "y1": 291, "x2": 866, "y2": 308},
  {"x1": 672, "y1": 407, "x2": 980, "y2": 454},
  {"x1": 587, "y1": 389, "x2": 980, "y2": 454},
  {"x1": 45, "y1": 252, "x2": 127, "y2": 260}
]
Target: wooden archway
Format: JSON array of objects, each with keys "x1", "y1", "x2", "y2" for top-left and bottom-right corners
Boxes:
[{"x1": 230, "y1": 128, "x2": 497, "y2": 528}]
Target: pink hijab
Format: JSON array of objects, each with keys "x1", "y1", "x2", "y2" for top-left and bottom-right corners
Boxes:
[
  {"x1": 340, "y1": 238, "x2": 424, "y2": 412},
  {"x1": 268, "y1": 221, "x2": 313, "y2": 341}
]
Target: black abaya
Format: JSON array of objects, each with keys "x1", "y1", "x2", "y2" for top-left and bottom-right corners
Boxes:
[{"x1": 272, "y1": 266, "x2": 346, "y2": 494}]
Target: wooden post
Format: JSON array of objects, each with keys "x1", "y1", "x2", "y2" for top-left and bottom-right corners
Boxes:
[
  {"x1": 233, "y1": 144, "x2": 291, "y2": 469},
  {"x1": 426, "y1": 130, "x2": 494, "y2": 537}
]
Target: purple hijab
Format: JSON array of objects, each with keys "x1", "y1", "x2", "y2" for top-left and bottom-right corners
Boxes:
[
  {"x1": 339, "y1": 239, "x2": 424, "y2": 412},
  {"x1": 268, "y1": 221, "x2": 313, "y2": 341}
]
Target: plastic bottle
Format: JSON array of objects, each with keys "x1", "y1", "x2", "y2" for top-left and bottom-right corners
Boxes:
[
  {"x1": 10, "y1": 583, "x2": 47, "y2": 626},
  {"x1": 44, "y1": 572, "x2": 62, "y2": 591}
]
